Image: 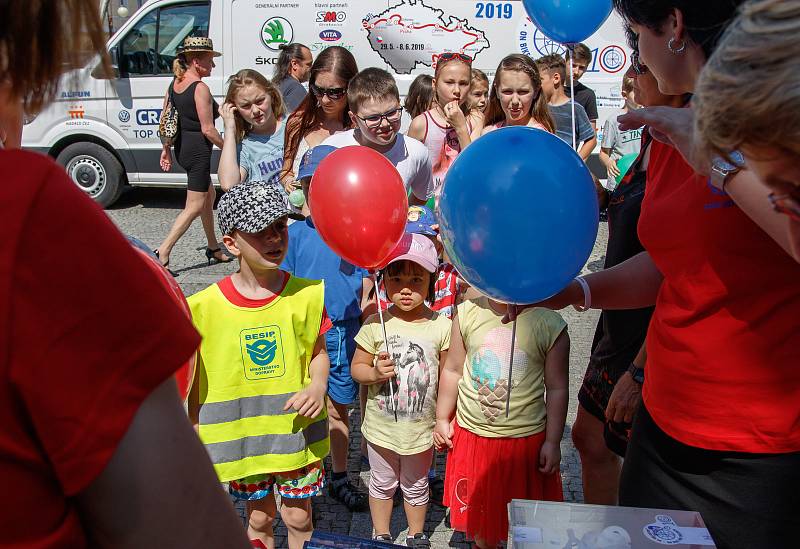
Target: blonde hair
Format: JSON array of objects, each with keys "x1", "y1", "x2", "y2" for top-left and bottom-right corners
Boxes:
[
  {"x1": 695, "y1": 0, "x2": 800, "y2": 157},
  {"x1": 470, "y1": 68, "x2": 490, "y2": 89},
  {"x1": 622, "y1": 75, "x2": 634, "y2": 95},
  {"x1": 224, "y1": 69, "x2": 285, "y2": 141},
  {"x1": 1, "y1": 0, "x2": 108, "y2": 113},
  {"x1": 172, "y1": 52, "x2": 208, "y2": 81}
]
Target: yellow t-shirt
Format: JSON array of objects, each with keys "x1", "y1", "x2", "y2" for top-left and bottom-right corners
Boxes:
[
  {"x1": 355, "y1": 310, "x2": 451, "y2": 455},
  {"x1": 456, "y1": 297, "x2": 566, "y2": 438}
]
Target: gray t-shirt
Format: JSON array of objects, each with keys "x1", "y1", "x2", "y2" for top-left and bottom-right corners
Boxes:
[
  {"x1": 236, "y1": 121, "x2": 286, "y2": 184},
  {"x1": 548, "y1": 101, "x2": 596, "y2": 147},
  {"x1": 601, "y1": 109, "x2": 642, "y2": 161},
  {"x1": 278, "y1": 76, "x2": 307, "y2": 113}
]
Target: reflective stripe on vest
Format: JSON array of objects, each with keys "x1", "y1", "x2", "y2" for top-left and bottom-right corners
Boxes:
[
  {"x1": 206, "y1": 417, "x2": 328, "y2": 465},
  {"x1": 199, "y1": 392, "x2": 295, "y2": 425}
]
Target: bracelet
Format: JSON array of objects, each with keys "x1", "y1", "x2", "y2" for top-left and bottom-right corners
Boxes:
[{"x1": 572, "y1": 276, "x2": 592, "y2": 312}]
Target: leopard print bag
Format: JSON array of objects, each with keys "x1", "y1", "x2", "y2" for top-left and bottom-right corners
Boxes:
[{"x1": 159, "y1": 83, "x2": 179, "y2": 146}]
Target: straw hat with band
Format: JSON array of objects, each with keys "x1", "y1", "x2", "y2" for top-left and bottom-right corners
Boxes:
[{"x1": 178, "y1": 36, "x2": 222, "y2": 57}]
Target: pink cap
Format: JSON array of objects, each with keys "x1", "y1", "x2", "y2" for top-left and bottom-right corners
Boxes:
[{"x1": 384, "y1": 233, "x2": 438, "y2": 273}]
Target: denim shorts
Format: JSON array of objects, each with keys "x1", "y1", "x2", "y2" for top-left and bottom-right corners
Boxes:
[{"x1": 325, "y1": 318, "x2": 361, "y2": 405}]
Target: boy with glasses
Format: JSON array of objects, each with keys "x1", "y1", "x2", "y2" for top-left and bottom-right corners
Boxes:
[{"x1": 321, "y1": 67, "x2": 433, "y2": 206}]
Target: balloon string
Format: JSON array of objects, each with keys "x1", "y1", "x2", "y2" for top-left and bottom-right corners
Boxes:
[
  {"x1": 568, "y1": 44, "x2": 577, "y2": 151},
  {"x1": 505, "y1": 319, "x2": 517, "y2": 419},
  {"x1": 373, "y1": 271, "x2": 398, "y2": 422}
]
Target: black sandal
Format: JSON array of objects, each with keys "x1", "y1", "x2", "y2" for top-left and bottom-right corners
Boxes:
[
  {"x1": 328, "y1": 475, "x2": 368, "y2": 512},
  {"x1": 153, "y1": 250, "x2": 179, "y2": 277},
  {"x1": 204, "y1": 246, "x2": 233, "y2": 265}
]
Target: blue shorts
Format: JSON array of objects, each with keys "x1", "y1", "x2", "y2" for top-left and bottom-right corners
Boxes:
[{"x1": 325, "y1": 318, "x2": 360, "y2": 405}]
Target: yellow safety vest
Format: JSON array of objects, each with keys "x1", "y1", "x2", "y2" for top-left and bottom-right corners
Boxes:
[{"x1": 188, "y1": 275, "x2": 329, "y2": 481}]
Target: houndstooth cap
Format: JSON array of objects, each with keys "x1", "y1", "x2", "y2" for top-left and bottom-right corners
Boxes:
[{"x1": 217, "y1": 181, "x2": 303, "y2": 236}]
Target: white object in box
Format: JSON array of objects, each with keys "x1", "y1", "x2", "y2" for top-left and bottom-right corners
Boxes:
[{"x1": 508, "y1": 500, "x2": 716, "y2": 548}]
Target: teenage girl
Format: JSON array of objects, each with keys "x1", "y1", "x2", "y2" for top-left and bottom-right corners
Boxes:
[
  {"x1": 351, "y1": 234, "x2": 451, "y2": 546},
  {"x1": 219, "y1": 69, "x2": 286, "y2": 191},
  {"x1": 435, "y1": 298, "x2": 569, "y2": 548},
  {"x1": 407, "y1": 52, "x2": 484, "y2": 206},
  {"x1": 466, "y1": 69, "x2": 490, "y2": 114},
  {"x1": 482, "y1": 54, "x2": 555, "y2": 135}
]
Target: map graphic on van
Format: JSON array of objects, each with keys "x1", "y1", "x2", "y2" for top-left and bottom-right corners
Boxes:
[
  {"x1": 261, "y1": 17, "x2": 293, "y2": 51},
  {"x1": 363, "y1": 0, "x2": 489, "y2": 74}
]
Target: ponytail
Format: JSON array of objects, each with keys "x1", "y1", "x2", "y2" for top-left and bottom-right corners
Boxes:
[{"x1": 173, "y1": 54, "x2": 188, "y2": 80}]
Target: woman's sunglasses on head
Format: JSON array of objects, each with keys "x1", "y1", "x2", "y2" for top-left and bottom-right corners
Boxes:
[
  {"x1": 310, "y1": 83, "x2": 347, "y2": 100},
  {"x1": 437, "y1": 52, "x2": 473, "y2": 65}
]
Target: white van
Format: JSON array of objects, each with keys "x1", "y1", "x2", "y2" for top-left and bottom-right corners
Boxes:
[{"x1": 22, "y1": 0, "x2": 630, "y2": 207}]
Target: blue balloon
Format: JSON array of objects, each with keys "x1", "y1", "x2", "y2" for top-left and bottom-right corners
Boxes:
[
  {"x1": 522, "y1": 0, "x2": 613, "y2": 44},
  {"x1": 439, "y1": 127, "x2": 598, "y2": 304}
]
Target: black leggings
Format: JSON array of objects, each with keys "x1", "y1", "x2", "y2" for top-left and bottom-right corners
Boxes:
[
  {"x1": 620, "y1": 404, "x2": 800, "y2": 549},
  {"x1": 175, "y1": 130, "x2": 212, "y2": 192}
]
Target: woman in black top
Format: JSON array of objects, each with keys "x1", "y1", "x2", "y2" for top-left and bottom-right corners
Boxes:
[
  {"x1": 571, "y1": 51, "x2": 686, "y2": 504},
  {"x1": 156, "y1": 37, "x2": 230, "y2": 271}
]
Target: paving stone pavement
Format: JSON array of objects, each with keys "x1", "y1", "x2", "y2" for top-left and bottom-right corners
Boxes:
[{"x1": 107, "y1": 187, "x2": 607, "y2": 548}]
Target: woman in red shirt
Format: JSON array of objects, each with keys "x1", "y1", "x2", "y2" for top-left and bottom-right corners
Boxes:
[
  {"x1": 510, "y1": 1, "x2": 800, "y2": 547},
  {"x1": 0, "y1": 2, "x2": 250, "y2": 547}
]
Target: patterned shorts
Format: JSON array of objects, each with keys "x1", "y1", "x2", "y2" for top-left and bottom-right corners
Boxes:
[{"x1": 228, "y1": 461, "x2": 325, "y2": 501}]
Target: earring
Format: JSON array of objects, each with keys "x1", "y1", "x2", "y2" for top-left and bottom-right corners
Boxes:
[{"x1": 668, "y1": 37, "x2": 686, "y2": 54}]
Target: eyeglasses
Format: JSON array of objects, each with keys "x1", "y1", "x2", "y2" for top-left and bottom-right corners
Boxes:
[
  {"x1": 768, "y1": 192, "x2": 800, "y2": 222},
  {"x1": 356, "y1": 107, "x2": 404, "y2": 128},
  {"x1": 631, "y1": 52, "x2": 648, "y2": 76},
  {"x1": 437, "y1": 52, "x2": 473, "y2": 65},
  {"x1": 310, "y1": 83, "x2": 347, "y2": 100}
]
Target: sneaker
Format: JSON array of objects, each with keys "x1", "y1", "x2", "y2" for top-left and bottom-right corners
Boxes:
[
  {"x1": 373, "y1": 534, "x2": 393, "y2": 542},
  {"x1": 406, "y1": 533, "x2": 431, "y2": 548},
  {"x1": 328, "y1": 475, "x2": 368, "y2": 512}
]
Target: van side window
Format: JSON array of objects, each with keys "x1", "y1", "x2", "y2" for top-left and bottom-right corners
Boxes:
[{"x1": 118, "y1": 2, "x2": 211, "y2": 77}]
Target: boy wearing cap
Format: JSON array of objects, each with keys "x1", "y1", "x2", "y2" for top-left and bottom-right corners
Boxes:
[
  {"x1": 282, "y1": 145, "x2": 373, "y2": 512},
  {"x1": 351, "y1": 233, "x2": 451, "y2": 547},
  {"x1": 188, "y1": 181, "x2": 332, "y2": 549}
]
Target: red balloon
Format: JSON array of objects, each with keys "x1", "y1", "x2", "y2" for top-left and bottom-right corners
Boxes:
[
  {"x1": 309, "y1": 146, "x2": 408, "y2": 269},
  {"x1": 134, "y1": 249, "x2": 196, "y2": 401}
]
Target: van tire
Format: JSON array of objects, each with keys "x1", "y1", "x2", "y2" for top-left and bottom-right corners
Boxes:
[{"x1": 56, "y1": 142, "x2": 125, "y2": 208}]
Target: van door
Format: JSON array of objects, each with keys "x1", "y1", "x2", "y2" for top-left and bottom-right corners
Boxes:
[{"x1": 108, "y1": 1, "x2": 212, "y2": 184}]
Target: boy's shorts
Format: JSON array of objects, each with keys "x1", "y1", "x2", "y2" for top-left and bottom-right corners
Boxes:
[
  {"x1": 228, "y1": 461, "x2": 325, "y2": 501},
  {"x1": 326, "y1": 319, "x2": 361, "y2": 405}
]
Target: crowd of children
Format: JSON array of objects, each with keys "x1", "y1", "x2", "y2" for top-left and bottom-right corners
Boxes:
[{"x1": 186, "y1": 41, "x2": 639, "y2": 549}]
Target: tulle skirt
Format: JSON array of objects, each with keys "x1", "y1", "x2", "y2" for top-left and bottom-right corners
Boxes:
[{"x1": 443, "y1": 420, "x2": 563, "y2": 546}]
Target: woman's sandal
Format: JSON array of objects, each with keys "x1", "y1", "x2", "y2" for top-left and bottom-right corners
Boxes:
[
  {"x1": 153, "y1": 250, "x2": 179, "y2": 277},
  {"x1": 328, "y1": 475, "x2": 368, "y2": 512},
  {"x1": 205, "y1": 246, "x2": 234, "y2": 265}
]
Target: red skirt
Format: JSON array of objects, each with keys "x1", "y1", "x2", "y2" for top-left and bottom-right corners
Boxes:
[{"x1": 443, "y1": 420, "x2": 563, "y2": 546}]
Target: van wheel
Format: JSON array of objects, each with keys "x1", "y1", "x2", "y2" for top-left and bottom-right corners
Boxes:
[{"x1": 56, "y1": 142, "x2": 125, "y2": 208}]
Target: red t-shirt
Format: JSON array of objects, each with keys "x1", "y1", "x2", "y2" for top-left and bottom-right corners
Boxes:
[
  {"x1": 217, "y1": 273, "x2": 333, "y2": 335},
  {"x1": 639, "y1": 140, "x2": 800, "y2": 453},
  {"x1": 0, "y1": 150, "x2": 200, "y2": 547}
]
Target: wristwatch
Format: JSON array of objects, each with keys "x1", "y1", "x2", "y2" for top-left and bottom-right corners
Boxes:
[
  {"x1": 709, "y1": 150, "x2": 745, "y2": 191},
  {"x1": 627, "y1": 363, "x2": 645, "y2": 384}
]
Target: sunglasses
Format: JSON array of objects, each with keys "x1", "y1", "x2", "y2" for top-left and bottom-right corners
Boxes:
[
  {"x1": 356, "y1": 106, "x2": 404, "y2": 128},
  {"x1": 310, "y1": 83, "x2": 347, "y2": 100},
  {"x1": 437, "y1": 52, "x2": 473, "y2": 65},
  {"x1": 769, "y1": 192, "x2": 800, "y2": 222},
  {"x1": 631, "y1": 52, "x2": 648, "y2": 75}
]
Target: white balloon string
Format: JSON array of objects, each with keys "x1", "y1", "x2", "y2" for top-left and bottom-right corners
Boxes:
[
  {"x1": 505, "y1": 319, "x2": 517, "y2": 419},
  {"x1": 568, "y1": 45, "x2": 577, "y2": 151},
  {"x1": 373, "y1": 271, "x2": 398, "y2": 422}
]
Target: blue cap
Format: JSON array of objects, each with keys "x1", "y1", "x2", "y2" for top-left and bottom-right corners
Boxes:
[
  {"x1": 297, "y1": 145, "x2": 338, "y2": 181},
  {"x1": 405, "y1": 206, "x2": 437, "y2": 236}
]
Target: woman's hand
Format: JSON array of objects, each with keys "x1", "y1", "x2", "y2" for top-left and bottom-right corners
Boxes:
[
  {"x1": 159, "y1": 147, "x2": 172, "y2": 172},
  {"x1": 433, "y1": 418, "x2": 454, "y2": 450},
  {"x1": 617, "y1": 106, "x2": 710, "y2": 176},
  {"x1": 605, "y1": 372, "x2": 642, "y2": 424},
  {"x1": 443, "y1": 100, "x2": 467, "y2": 131},
  {"x1": 538, "y1": 440, "x2": 561, "y2": 475},
  {"x1": 220, "y1": 102, "x2": 238, "y2": 129},
  {"x1": 501, "y1": 280, "x2": 583, "y2": 323},
  {"x1": 373, "y1": 351, "x2": 396, "y2": 383}
]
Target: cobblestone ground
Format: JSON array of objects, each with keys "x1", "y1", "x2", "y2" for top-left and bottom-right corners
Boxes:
[{"x1": 108, "y1": 188, "x2": 607, "y2": 548}]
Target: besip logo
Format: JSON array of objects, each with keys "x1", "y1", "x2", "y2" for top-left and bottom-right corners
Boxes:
[{"x1": 319, "y1": 29, "x2": 342, "y2": 42}]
